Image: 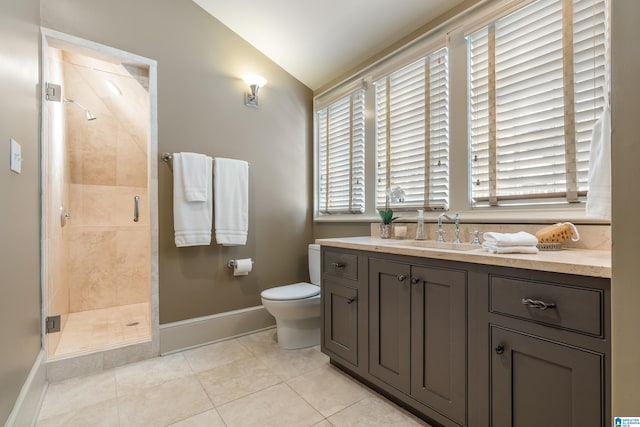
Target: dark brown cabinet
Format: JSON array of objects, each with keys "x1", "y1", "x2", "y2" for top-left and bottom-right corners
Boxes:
[
  {"x1": 369, "y1": 258, "x2": 467, "y2": 426},
  {"x1": 490, "y1": 326, "x2": 603, "y2": 427},
  {"x1": 321, "y1": 247, "x2": 367, "y2": 372},
  {"x1": 323, "y1": 280, "x2": 359, "y2": 366},
  {"x1": 485, "y1": 272, "x2": 610, "y2": 427},
  {"x1": 320, "y1": 245, "x2": 610, "y2": 427}
]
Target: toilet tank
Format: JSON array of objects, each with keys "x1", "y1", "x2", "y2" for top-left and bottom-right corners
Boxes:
[{"x1": 308, "y1": 244, "x2": 321, "y2": 286}]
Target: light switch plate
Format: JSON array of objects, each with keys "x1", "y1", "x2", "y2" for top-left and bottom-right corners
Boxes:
[{"x1": 10, "y1": 138, "x2": 21, "y2": 173}]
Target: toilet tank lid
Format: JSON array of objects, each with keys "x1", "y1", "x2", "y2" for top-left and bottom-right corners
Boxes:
[{"x1": 261, "y1": 282, "x2": 319, "y2": 301}]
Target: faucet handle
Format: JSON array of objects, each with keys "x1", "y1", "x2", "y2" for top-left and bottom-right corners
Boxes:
[{"x1": 469, "y1": 230, "x2": 481, "y2": 245}]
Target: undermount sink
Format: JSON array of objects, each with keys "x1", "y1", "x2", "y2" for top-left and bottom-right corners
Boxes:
[{"x1": 392, "y1": 240, "x2": 481, "y2": 252}]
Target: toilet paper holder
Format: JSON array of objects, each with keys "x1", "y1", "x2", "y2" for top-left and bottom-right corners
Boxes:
[{"x1": 227, "y1": 259, "x2": 254, "y2": 268}]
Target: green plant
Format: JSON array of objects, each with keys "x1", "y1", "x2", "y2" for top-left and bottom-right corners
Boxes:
[{"x1": 378, "y1": 186, "x2": 405, "y2": 224}]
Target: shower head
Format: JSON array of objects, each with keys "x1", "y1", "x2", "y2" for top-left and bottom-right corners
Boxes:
[{"x1": 62, "y1": 97, "x2": 97, "y2": 121}]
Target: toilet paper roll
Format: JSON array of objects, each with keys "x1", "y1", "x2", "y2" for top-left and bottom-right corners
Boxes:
[{"x1": 233, "y1": 258, "x2": 253, "y2": 276}]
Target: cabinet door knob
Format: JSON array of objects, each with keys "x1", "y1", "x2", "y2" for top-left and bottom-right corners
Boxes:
[
  {"x1": 331, "y1": 262, "x2": 345, "y2": 268},
  {"x1": 411, "y1": 277, "x2": 422, "y2": 285},
  {"x1": 346, "y1": 297, "x2": 356, "y2": 304},
  {"x1": 495, "y1": 344, "x2": 505, "y2": 355},
  {"x1": 397, "y1": 274, "x2": 407, "y2": 282},
  {"x1": 521, "y1": 298, "x2": 556, "y2": 310}
]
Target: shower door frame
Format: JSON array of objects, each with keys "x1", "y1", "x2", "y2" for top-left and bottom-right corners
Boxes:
[{"x1": 40, "y1": 27, "x2": 160, "y2": 359}]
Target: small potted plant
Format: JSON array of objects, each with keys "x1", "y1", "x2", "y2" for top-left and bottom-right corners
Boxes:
[{"x1": 378, "y1": 186, "x2": 405, "y2": 238}]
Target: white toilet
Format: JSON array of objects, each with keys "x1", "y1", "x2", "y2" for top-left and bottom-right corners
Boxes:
[{"x1": 261, "y1": 244, "x2": 321, "y2": 349}]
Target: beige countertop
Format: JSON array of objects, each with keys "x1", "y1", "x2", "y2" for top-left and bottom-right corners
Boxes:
[{"x1": 316, "y1": 236, "x2": 611, "y2": 278}]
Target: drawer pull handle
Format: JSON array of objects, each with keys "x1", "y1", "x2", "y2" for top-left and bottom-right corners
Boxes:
[
  {"x1": 346, "y1": 298, "x2": 356, "y2": 304},
  {"x1": 495, "y1": 344, "x2": 505, "y2": 355},
  {"x1": 331, "y1": 262, "x2": 345, "y2": 268},
  {"x1": 522, "y1": 298, "x2": 556, "y2": 310},
  {"x1": 411, "y1": 277, "x2": 422, "y2": 285},
  {"x1": 397, "y1": 274, "x2": 407, "y2": 282}
]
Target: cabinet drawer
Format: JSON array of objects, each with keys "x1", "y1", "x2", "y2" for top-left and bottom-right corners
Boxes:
[
  {"x1": 323, "y1": 250, "x2": 358, "y2": 280},
  {"x1": 490, "y1": 275, "x2": 603, "y2": 336}
]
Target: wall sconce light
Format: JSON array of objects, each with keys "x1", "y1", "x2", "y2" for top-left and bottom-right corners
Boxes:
[{"x1": 242, "y1": 74, "x2": 267, "y2": 108}]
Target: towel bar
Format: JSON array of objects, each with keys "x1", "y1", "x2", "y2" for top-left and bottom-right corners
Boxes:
[{"x1": 161, "y1": 152, "x2": 250, "y2": 170}]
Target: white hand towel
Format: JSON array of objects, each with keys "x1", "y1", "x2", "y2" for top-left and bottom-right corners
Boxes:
[
  {"x1": 173, "y1": 153, "x2": 213, "y2": 247},
  {"x1": 586, "y1": 106, "x2": 611, "y2": 220},
  {"x1": 482, "y1": 243, "x2": 539, "y2": 254},
  {"x1": 482, "y1": 231, "x2": 538, "y2": 247},
  {"x1": 214, "y1": 157, "x2": 249, "y2": 246},
  {"x1": 179, "y1": 152, "x2": 211, "y2": 202}
]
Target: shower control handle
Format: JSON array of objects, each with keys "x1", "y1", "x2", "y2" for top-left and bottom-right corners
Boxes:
[{"x1": 133, "y1": 196, "x2": 140, "y2": 222}]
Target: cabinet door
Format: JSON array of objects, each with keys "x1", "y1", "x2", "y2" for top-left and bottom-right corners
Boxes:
[
  {"x1": 369, "y1": 258, "x2": 411, "y2": 392},
  {"x1": 323, "y1": 280, "x2": 359, "y2": 366},
  {"x1": 411, "y1": 266, "x2": 467, "y2": 425},
  {"x1": 491, "y1": 326, "x2": 603, "y2": 427}
]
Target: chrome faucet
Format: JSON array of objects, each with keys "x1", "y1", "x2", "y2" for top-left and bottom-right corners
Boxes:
[{"x1": 437, "y1": 212, "x2": 461, "y2": 243}]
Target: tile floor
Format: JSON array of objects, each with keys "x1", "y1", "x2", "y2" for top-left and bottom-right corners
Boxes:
[
  {"x1": 53, "y1": 303, "x2": 151, "y2": 358},
  {"x1": 36, "y1": 329, "x2": 430, "y2": 427}
]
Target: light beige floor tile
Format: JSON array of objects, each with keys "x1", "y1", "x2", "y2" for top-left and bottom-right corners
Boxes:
[
  {"x1": 197, "y1": 357, "x2": 281, "y2": 406},
  {"x1": 36, "y1": 398, "x2": 119, "y2": 427},
  {"x1": 312, "y1": 421, "x2": 335, "y2": 427},
  {"x1": 38, "y1": 370, "x2": 116, "y2": 420},
  {"x1": 237, "y1": 328, "x2": 280, "y2": 355},
  {"x1": 218, "y1": 383, "x2": 324, "y2": 427},
  {"x1": 257, "y1": 346, "x2": 330, "y2": 381},
  {"x1": 117, "y1": 375, "x2": 213, "y2": 427},
  {"x1": 183, "y1": 339, "x2": 254, "y2": 373},
  {"x1": 168, "y1": 409, "x2": 226, "y2": 427},
  {"x1": 287, "y1": 364, "x2": 372, "y2": 417},
  {"x1": 328, "y1": 395, "x2": 430, "y2": 426},
  {"x1": 115, "y1": 352, "x2": 193, "y2": 397}
]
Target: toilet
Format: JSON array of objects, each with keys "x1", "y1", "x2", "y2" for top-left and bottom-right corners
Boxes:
[{"x1": 261, "y1": 244, "x2": 321, "y2": 349}]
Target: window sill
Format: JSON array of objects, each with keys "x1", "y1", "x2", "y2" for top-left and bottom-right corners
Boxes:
[{"x1": 314, "y1": 206, "x2": 610, "y2": 225}]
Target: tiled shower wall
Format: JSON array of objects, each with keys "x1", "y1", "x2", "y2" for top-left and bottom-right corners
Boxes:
[{"x1": 62, "y1": 51, "x2": 151, "y2": 313}]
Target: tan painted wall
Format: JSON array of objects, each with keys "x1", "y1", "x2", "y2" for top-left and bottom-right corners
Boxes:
[
  {"x1": 0, "y1": 0, "x2": 42, "y2": 423},
  {"x1": 41, "y1": 0, "x2": 314, "y2": 324},
  {"x1": 610, "y1": 1, "x2": 640, "y2": 418}
]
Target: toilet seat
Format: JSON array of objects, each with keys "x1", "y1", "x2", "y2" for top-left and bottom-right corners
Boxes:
[{"x1": 261, "y1": 282, "x2": 319, "y2": 301}]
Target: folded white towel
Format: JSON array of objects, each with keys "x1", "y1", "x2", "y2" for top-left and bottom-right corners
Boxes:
[
  {"x1": 586, "y1": 106, "x2": 611, "y2": 220},
  {"x1": 179, "y1": 152, "x2": 211, "y2": 202},
  {"x1": 173, "y1": 153, "x2": 213, "y2": 247},
  {"x1": 482, "y1": 243, "x2": 539, "y2": 254},
  {"x1": 214, "y1": 157, "x2": 249, "y2": 246},
  {"x1": 482, "y1": 231, "x2": 538, "y2": 247}
]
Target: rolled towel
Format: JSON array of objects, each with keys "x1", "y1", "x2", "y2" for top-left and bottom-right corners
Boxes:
[
  {"x1": 482, "y1": 243, "x2": 539, "y2": 254},
  {"x1": 482, "y1": 231, "x2": 538, "y2": 247}
]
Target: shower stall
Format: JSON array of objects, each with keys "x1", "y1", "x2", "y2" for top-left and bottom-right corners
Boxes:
[{"x1": 41, "y1": 29, "x2": 158, "y2": 366}]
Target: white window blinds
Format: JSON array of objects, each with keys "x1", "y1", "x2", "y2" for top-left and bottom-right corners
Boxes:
[
  {"x1": 375, "y1": 47, "x2": 449, "y2": 211},
  {"x1": 468, "y1": 0, "x2": 606, "y2": 206},
  {"x1": 317, "y1": 89, "x2": 366, "y2": 214}
]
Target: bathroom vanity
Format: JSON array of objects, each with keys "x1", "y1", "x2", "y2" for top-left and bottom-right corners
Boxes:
[{"x1": 318, "y1": 237, "x2": 611, "y2": 427}]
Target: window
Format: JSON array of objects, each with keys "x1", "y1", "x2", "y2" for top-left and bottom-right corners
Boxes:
[
  {"x1": 317, "y1": 89, "x2": 366, "y2": 214},
  {"x1": 313, "y1": 0, "x2": 609, "y2": 221},
  {"x1": 375, "y1": 48, "x2": 450, "y2": 211},
  {"x1": 468, "y1": 0, "x2": 607, "y2": 207}
]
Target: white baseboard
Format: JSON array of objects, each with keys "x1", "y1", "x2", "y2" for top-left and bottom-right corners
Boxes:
[
  {"x1": 160, "y1": 305, "x2": 275, "y2": 355},
  {"x1": 4, "y1": 350, "x2": 47, "y2": 427}
]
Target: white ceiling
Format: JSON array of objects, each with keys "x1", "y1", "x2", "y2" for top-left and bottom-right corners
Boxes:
[{"x1": 192, "y1": 0, "x2": 465, "y2": 91}]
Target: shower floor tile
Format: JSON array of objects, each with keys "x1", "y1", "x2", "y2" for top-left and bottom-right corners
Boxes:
[{"x1": 54, "y1": 302, "x2": 150, "y2": 358}]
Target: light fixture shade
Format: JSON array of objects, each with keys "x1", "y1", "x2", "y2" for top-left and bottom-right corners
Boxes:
[{"x1": 242, "y1": 74, "x2": 267, "y2": 88}]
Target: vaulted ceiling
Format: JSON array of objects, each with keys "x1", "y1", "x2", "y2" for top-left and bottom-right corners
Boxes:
[{"x1": 192, "y1": 0, "x2": 466, "y2": 91}]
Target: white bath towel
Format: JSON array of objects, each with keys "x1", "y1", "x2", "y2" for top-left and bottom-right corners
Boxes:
[
  {"x1": 173, "y1": 152, "x2": 213, "y2": 247},
  {"x1": 214, "y1": 157, "x2": 249, "y2": 246},
  {"x1": 179, "y1": 152, "x2": 210, "y2": 202},
  {"x1": 482, "y1": 231, "x2": 538, "y2": 247},
  {"x1": 482, "y1": 243, "x2": 539, "y2": 254},
  {"x1": 586, "y1": 106, "x2": 611, "y2": 220}
]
